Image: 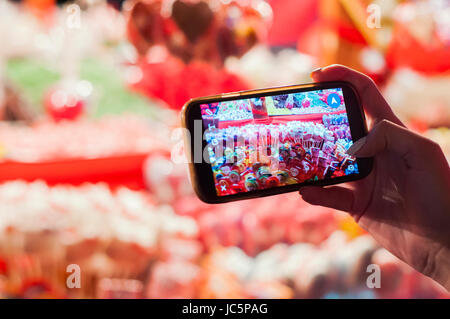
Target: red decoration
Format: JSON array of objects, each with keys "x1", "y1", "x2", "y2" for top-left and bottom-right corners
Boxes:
[
  {"x1": 131, "y1": 57, "x2": 250, "y2": 110},
  {"x1": 44, "y1": 88, "x2": 85, "y2": 122},
  {"x1": 386, "y1": 24, "x2": 450, "y2": 75}
]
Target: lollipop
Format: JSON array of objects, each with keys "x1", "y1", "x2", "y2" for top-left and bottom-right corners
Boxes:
[
  {"x1": 229, "y1": 170, "x2": 241, "y2": 183},
  {"x1": 276, "y1": 170, "x2": 289, "y2": 183},
  {"x1": 301, "y1": 97, "x2": 311, "y2": 108},
  {"x1": 217, "y1": 178, "x2": 231, "y2": 195},
  {"x1": 289, "y1": 167, "x2": 299, "y2": 178},
  {"x1": 221, "y1": 165, "x2": 231, "y2": 176},
  {"x1": 285, "y1": 94, "x2": 294, "y2": 109},
  {"x1": 256, "y1": 166, "x2": 271, "y2": 179},
  {"x1": 231, "y1": 182, "x2": 245, "y2": 193},
  {"x1": 265, "y1": 176, "x2": 280, "y2": 188},
  {"x1": 244, "y1": 175, "x2": 258, "y2": 192}
]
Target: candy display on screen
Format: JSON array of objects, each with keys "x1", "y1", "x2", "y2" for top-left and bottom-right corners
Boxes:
[{"x1": 201, "y1": 88, "x2": 359, "y2": 196}]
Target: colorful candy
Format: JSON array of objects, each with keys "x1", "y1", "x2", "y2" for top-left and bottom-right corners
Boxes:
[{"x1": 205, "y1": 117, "x2": 358, "y2": 195}]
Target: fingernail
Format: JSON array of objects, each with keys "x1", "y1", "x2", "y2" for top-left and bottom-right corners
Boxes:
[
  {"x1": 346, "y1": 136, "x2": 367, "y2": 156},
  {"x1": 310, "y1": 67, "x2": 322, "y2": 78}
]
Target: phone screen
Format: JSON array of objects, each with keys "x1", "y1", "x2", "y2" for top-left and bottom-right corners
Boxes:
[{"x1": 200, "y1": 88, "x2": 358, "y2": 196}]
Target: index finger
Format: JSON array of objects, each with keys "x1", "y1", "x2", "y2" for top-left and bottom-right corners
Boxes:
[{"x1": 311, "y1": 64, "x2": 405, "y2": 127}]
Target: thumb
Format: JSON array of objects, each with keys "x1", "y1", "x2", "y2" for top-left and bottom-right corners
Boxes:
[{"x1": 346, "y1": 119, "x2": 439, "y2": 168}]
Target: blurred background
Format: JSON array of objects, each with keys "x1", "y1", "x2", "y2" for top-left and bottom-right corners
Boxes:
[{"x1": 0, "y1": 0, "x2": 449, "y2": 299}]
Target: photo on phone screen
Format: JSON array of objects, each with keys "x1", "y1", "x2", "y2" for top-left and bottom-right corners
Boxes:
[{"x1": 200, "y1": 88, "x2": 359, "y2": 197}]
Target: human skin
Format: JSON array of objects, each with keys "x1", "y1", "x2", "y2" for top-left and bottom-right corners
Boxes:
[{"x1": 299, "y1": 65, "x2": 450, "y2": 291}]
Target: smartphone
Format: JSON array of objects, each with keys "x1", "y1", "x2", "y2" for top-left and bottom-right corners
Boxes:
[{"x1": 182, "y1": 81, "x2": 373, "y2": 203}]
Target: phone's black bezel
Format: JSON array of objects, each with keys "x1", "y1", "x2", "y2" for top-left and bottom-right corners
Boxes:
[{"x1": 183, "y1": 81, "x2": 373, "y2": 203}]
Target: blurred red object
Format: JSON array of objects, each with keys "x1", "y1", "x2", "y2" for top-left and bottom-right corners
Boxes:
[
  {"x1": 386, "y1": 23, "x2": 450, "y2": 75},
  {"x1": 130, "y1": 57, "x2": 250, "y2": 110},
  {"x1": 0, "y1": 258, "x2": 7, "y2": 275},
  {"x1": 0, "y1": 154, "x2": 153, "y2": 190},
  {"x1": 24, "y1": 0, "x2": 56, "y2": 22},
  {"x1": 0, "y1": 116, "x2": 169, "y2": 189},
  {"x1": 267, "y1": 0, "x2": 318, "y2": 46},
  {"x1": 44, "y1": 88, "x2": 85, "y2": 122}
]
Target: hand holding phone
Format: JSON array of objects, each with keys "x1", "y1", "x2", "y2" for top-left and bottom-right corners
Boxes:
[
  {"x1": 182, "y1": 63, "x2": 450, "y2": 292},
  {"x1": 182, "y1": 78, "x2": 372, "y2": 203},
  {"x1": 301, "y1": 65, "x2": 450, "y2": 291}
]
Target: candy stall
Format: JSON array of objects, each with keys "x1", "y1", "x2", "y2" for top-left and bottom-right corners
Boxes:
[{"x1": 0, "y1": 0, "x2": 449, "y2": 299}]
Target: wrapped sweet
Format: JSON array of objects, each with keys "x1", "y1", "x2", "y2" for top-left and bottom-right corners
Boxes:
[
  {"x1": 244, "y1": 177, "x2": 258, "y2": 192},
  {"x1": 322, "y1": 141, "x2": 336, "y2": 155},
  {"x1": 301, "y1": 97, "x2": 311, "y2": 108}
]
